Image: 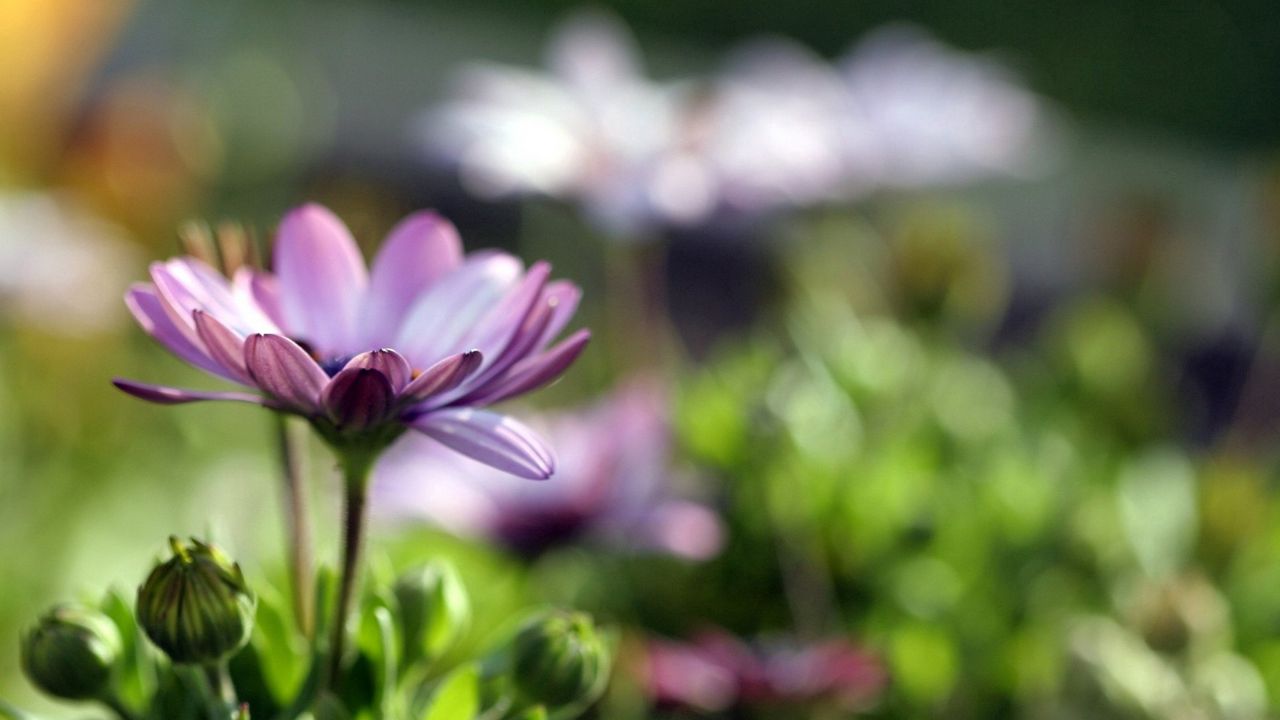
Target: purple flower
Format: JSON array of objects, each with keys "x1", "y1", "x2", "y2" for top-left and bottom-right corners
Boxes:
[
  {"x1": 641, "y1": 630, "x2": 886, "y2": 713},
  {"x1": 372, "y1": 379, "x2": 722, "y2": 559},
  {"x1": 113, "y1": 203, "x2": 589, "y2": 479}
]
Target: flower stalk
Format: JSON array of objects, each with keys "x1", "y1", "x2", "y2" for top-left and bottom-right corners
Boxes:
[
  {"x1": 203, "y1": 661, "x2": 237, "y2": 715},
  {"x1": 326, "y1": 451, "x2": 376, "y2": 691},
  {"x1": 276, "y1": 416, "x2": 315, "y2": 638}
]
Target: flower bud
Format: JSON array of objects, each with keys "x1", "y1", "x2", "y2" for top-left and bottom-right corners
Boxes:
[
  {"x1": 394, "y1": 561, "x2": 470, "y2": 667},
  {"x1": 511, "y1": 611, "x2": 610, "y2": 713},
  {"x1": 136, "y1": 537, "x2": 256, "y2": 664},
  {"x1": 20, "y1": 604, "x2": 122, "y2": 700}
]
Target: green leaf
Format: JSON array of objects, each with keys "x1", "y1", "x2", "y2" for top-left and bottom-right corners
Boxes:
[
  {"x1": 358, "y1": 605, "x2": 399, "y2": 717},
  {"x1": 421, "y1": 665, "x2": 479, "y2": 720},
  {"x1": 308, "y1": 692, "x2": 353, "y2": 720},
  {"x1": 236, "y1": 583, "x2": 307, "y2": 707},
  {"x1": 100, "y1": 586, "x2": 157, "y2": 708}
]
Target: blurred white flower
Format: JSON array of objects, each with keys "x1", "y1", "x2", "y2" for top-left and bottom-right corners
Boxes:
[
  {"x1": 699, "y1": 39, "x2": 852, "y2": 213},
  {"x1": 839, "y1": 25, "x2": 1047, "y2": 188},
  {"x1": 423, "y1": 11, "x2": 710, "y2": 236},
  {"x1": 0, "y1": 192, "x2": 136, "y2": 334},
  {"x1": 423, "y1": 15, "x2": 1052, "y2": 235}
]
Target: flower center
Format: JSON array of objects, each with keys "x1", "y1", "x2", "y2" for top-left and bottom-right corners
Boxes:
[
  {"x1": 319, "y1": 354, "x2": 355, "y2": 377},
  {"x1": 292, "y1": 339, "x2": 357, "y2": 377}
]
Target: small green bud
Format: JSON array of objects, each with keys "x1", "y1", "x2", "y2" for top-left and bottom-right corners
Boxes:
[
  {"x1": 20, "y1": 604, "x2": 122, "y2": 700},
  {"x1": 394, "y1": 561, "x2": 470, "y2": 667},
  {"x1": 510, "y1": 611, "x2": 610, "y2": 713},
  {"x1": 136, "y1": 536, "x2": 256, "y2": 664}
]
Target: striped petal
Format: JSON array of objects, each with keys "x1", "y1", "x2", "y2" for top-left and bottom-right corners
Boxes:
[
  {"x1": 411, "y1": 408, "x2": 555, "y2": 479},
  {"x1": 192, "y1": 310, "x2": 251, "y2": 385},
  {"x1": 342, "y1": 348, "x2": 413, "y2": 393},
  {"x1": 244, "y1": 333, "x2": 329, "y2": 413},
  {"x1": 402, "y1": 350, "x2": 484, "y2": 405},
  {"x1": 125, "y1": 285, "x2": 237, "y2": 382},
  {"x1": 462, "y1": 329, "x2": 590, "y2": 406},
  {"x1": 113, "y1": 379, "x2": 268, "y2": 406},
  {"x1": 458, "y1": 261, "x2": 550, "y2": 375},
  {"x1": 323, "y1": 368, "x2": 395, "y2": 430}
]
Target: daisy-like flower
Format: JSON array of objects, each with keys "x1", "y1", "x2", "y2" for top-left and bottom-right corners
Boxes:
[
  {"x1": 372, "y1": 379, "x2": 722, "y2": 559},
  {"x1": 113, "y1": 203, "x2": 590, "y2": 479}
]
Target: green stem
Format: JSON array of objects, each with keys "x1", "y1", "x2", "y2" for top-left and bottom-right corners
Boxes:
[
  {"x1": 325, "y1": 457, "x2": 372, "y2": 691},
  {"x1": 277, "y1": 416, "x2": 315, "y2": 638},
  {"x1": 203, "y1": 661, "x2": 237, "y2": 717}
]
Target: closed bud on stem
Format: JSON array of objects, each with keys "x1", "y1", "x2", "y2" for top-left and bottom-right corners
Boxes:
[
  {"x1": 510, "y1": 611, "x2": 610, "y2": 714},
  {"x1": 394, "y1": 561, "x2": 470, "y2": 667},
  {"x1": 136, "y1": 537, "x2": 256, "y2": 664},
  {"x1": 20, "y1": 604, "x2": 122, "y2": 700}
]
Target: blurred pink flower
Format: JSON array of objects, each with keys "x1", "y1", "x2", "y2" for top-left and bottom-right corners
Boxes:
[
  {"x1": 643, "y1": 630, "x2": 887, "y2": 713},
  {"x1": 372, "y1": 379, "x2": 723, "y2": 559},
  {"x1": 114, "y1": 203, "x2": 589, "y2": 478}
]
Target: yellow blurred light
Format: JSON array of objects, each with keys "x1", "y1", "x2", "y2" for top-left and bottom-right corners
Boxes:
[{"x1": 0, "y1": 0, "x2": 134, "y2": 175}]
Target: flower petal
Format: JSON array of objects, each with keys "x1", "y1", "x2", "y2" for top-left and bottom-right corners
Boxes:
[
  {"x1": 151, "y1": 258, "x2": 273, "y2": 336},
  {"x1": 402, "y1": 350, "x2": 483, "y2": 405},
  {"x1": 462, "y1": 329, "x2": 591, "y2": 406},
  {"x1": 395, "y1": 252, "x2": 522, "y2": 367},
  {"x1": 458, "y1": 261, "x2": 550, "y2": 373},
  {"x1": 192, "y1": 310, "x2": 252, "y2": 384},
  {"x1": 411, "y1": 408, "x2": 555, "y2": 479},
  {"x1": 125, "y1": 285, "x2": 237, "y2": 381},
  {"x1": 112, "y1": 378, "x2": 268, "y2": 406},
  {"x1": 342, "y1": 348, "x2": 413, "y2": 393},
  {"x1": 323, "y1": 368, "x2": 395, "y2": 430},
  {"x1": 244, "y1": 333, "x2": 329, "y2": 413},
  {"x1": 535, "y1": 280, "x2": 582, "y2": 350},
  {"x1": 150, "y1": 258, "x2": 230, "y2": 319},
  {"x1": 465, "y1": 286, "x2": 555, "y2": 389},
  {"x1": 274, "y1": 203, "x2": 368, "y2": 355},
  {"x1": 361, "y1": 211, "x2": 464, "y2": 347},
  {"x1": 232, "y1": 267, "x2": 287, "y2": 331}
]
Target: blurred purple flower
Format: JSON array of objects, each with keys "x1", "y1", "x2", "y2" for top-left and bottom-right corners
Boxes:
[
  {"x1": 642, "y1": 630, "x2": 887, "y2": 713},
  {"x1": 423, "y1": 11, "x2": 714, "y2": 236},
  {"x1": 372, "y1": 379, "x2": 723, "y2": 559},
  {"x1": 113, "y1": 203, "x2": 589, "y2": 479}
]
